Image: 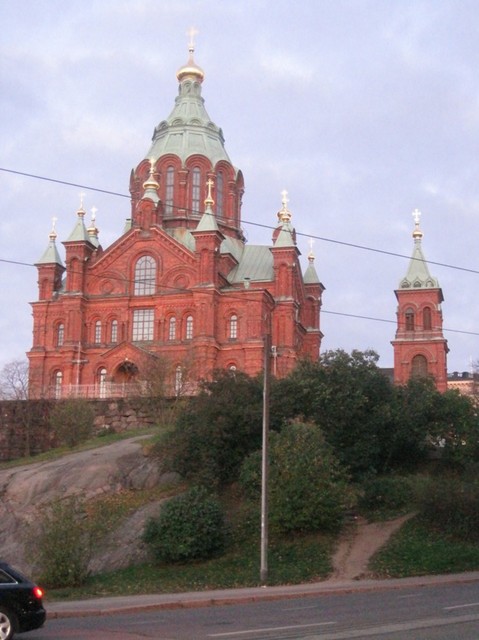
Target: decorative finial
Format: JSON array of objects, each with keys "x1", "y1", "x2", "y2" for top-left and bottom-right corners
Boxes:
[
  {"x1": 91, "y1": 206, "x2": 97, "y2": 222},
  {"x1": 49, "y1": 216, "x2": 58, "y2": 241},
  {"x1": 277, "y1": 189, "x2": 292, "y2": 223},
  {"x1": 412, "y1": 208, "x2": 423, "y2": 240},
  {"x1": 205, "y1": 177, "x2": 215, "y2": 208},
  {"x1": 77, "y1": 193, "x2": 86, "y2": 218},
  {"x1": 187, "y1": 26, "x2": 199, "y2": 54},
  {"x1": 88, "y1": 207, "x2": 99, "y2": 240},
  {"x1": 142, "y1": 159, "x2": 160, "y2": 192},
  {"x1": 308, "y1": 237, "x2": 315, "y2": 262}
]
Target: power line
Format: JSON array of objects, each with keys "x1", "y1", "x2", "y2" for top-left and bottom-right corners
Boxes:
[{"x1": 2, "y1": 165, "x2": 478, "y2": 275}]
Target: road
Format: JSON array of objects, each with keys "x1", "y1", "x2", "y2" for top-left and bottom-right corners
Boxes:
[{"x1": 28, "y1": 581, "x2": 479, "y2": 639}]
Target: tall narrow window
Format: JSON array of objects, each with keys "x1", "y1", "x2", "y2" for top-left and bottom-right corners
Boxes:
[
  {"x1": 134, "y1": 255, "x2": 156, "y2": 296},
  {"x1": 229, "y1": 314, "x2": 238, "y2": 339},
  {"x1": 175, "y1": 365, "x2": 182, "y2": 395},
  {"x1": 405, "y1": 309, "x2": 415, "y2": 331},
  {"x1": 185, "y1": 315, "x2": 193, "y2": 340},
  {"x1": 216, "y1": 171, "x2": 224, "y2": 217},
  {"x1": 423, "y1": 307, "x2": 432, "y2": 330},
  {"x1": 111, "y1": 319, "x2": 118, "y2": 343},
  {"x1": 192, "y1": 167, "x2": 201, "y2": 215},
  {"x1": 54, "y1": 371, "x2": 63, "y2": 399},
  {"x1": 168, "y1": 317, "x2": 176, "y2": 341},
  {"x1": 99, "y1": 367, "x2": 107, "y2": 399},
  {"x1": 132, "y1": 309, "x2": 154, "y2": 341},
  {"x1": 57, "y1": 323, "x2": 64, "y2": 347},
  {"x1": 165, "y1": 166, "x2": 175, "y2": 216},
  {"x1": 94, "y1": 320, "x2": 102, "y2": 344}
]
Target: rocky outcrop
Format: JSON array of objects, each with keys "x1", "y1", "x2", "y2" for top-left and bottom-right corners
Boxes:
[{"x1": 0, "y1": 436, "x2": 178, "y2": 575}]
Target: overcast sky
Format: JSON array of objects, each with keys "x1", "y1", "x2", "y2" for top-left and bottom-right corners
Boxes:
[{"x1": 1, "y1": 0, "x2": 478, "y2": 374}]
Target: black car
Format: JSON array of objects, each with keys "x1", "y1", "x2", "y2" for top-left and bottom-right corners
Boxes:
[{"x1": 0, "y1": 562, "x2": 46, "y2": 640}]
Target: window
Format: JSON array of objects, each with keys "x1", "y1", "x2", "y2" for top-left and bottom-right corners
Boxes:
[
  {"x1": 94, "y1": 320, "x2": 102, "y2": 344},
  {"x1": 133, "y1": 309, "x2": 154, "y2": 341},
  {"x1": 168, "y1": 317, "x2": 176, "y2": 341},
  {"x1": 229, "y1": 314, "x2": 238, "y2": 339},
  {"x1": 411, "y1": 354, "x2": 428, "y2": 378},
  {"x1": 111, "y1": 319, "x2": 118, "y2": 343},
  {"x1": 134, "y1": 256, "x2": 156, "y2": 296},
  {"x1": 216, "y1": 171, "x2": 224, "y2": 217},
  {"x1": 98, "y1": 368, "x2": 107, "y2": 399},
  {"x1": 192, "y1": 167, "x2": 201, "y2": 215},
  {"x1": 57, "y1": 323, "x2": 64, "y2": 347},
  {"x1": 423, "y1": 307, "x2": 432, "y2": 330},
  {"x1": 185, "y1": 315, "x2": 193, "y2": 340},
  {"x1": 165, "y1": 166, "x2": 174, "y2": 216},
  {"x1": 54, "y1": 371, "x2": 62, "y2": 399},
  {"x1": 175, "y1": 365, "x2": 182, "y2": 395},
  {"x1": 405, "y1": 309, "x2": 415, "y2": 331}
]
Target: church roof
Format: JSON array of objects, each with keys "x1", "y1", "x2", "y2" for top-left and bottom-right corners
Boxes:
[
  {"x1": 228, "y1": 245, "x2": 274, "y2": 283},
  {"x1": 145, "y1": 43, "x2": 232, "y2": 168},
  {"x1": 399, "y1": 210, "x2": 439, "y2": 289},
  {"x1": 36, "y1": 226, "x2": 63, "y2": 266}
]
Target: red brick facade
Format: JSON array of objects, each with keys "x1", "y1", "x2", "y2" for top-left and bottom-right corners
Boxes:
[
  {"x1": 28, "y1": 48, "x2": 323, "y2": 399},
  {"x1": 392, "y1": 211, "x2": 448, "y2": 391}
]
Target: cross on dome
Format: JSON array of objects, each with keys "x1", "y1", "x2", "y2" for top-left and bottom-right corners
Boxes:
[
  {"x1": 277, "y1": 189, "x2": 292, "y2": 223},
  {"x1": 187, "y1": 26, "x2": 199, "y2": 53},
  {"x1": 412, "y1": 208, "x2": 423, "y2": 239}
]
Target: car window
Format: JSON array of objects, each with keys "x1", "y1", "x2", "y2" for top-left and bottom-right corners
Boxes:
[{"x1": 0, "y1": 569, "x2": 16, "y2": 584}]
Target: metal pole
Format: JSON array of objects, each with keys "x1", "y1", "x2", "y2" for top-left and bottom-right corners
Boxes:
[{"x1": 260, "y1": 332, "x2": 271, "y2": 584}]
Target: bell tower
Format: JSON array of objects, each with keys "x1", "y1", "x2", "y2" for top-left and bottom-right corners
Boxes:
[{"x1": 392, "y1": 210, "x2": 448, "y2": 391}]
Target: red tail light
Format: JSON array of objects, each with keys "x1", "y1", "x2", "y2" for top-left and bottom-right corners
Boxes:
[{"x1": 33, "y1": 586, "x2": 44, "y2": 599}]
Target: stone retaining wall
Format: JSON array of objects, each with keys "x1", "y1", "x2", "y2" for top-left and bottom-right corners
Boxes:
[{"x1": 0, "y1": 398, "x2": 157, "y2": 462}]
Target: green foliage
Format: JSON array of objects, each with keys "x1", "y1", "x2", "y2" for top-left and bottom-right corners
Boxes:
[
  {"x1": 370, "y1": 516, "x2": 479, "y2": 578},
  {"x1": 240, "y1": 421, "x2": 350, "y2": 534},
  {"x1": 419, "y1": 477, "x2": 479, "y2": 542},
  {"x1": 143, "y1": 486, "x2": 226, "y2": 563},
  {"x1": 358, "y1": 475, "x2": 414, "y2": 517},
  {"x1": 159, "y1": 370, "x2": 263, "y2": 487},
  {"x1": 34, "y1": 496, "x2": 94, "y2": 587},
  {"x1": 50, "y1": 399, "x2": 95, "y2": 448}
]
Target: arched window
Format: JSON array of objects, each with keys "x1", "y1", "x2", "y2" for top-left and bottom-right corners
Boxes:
[
  {"x1": 229, "y1": 314, "x2": 238, "y2": 339},
  {"x1": 168, "y1": 317, "x2": 176, "y2": 341},
  {"x1": 134, "y1": 255, "x2": 156, "y2": 296},
  {"x1": 54, "y1": 371, "x2": 62, "y2": 399},
  {"x1": 191, "y1": 167, "x2": 201, "y2": 215},
  {"x1": 216, "y1": 171, "x2": 224, "y2": 217},
  {"x1": 98, "y1": 367, "x2": 107, "y2": 399},
  {"x1": 411, "y1": 354, "x2": 428, "y2": 378},
  {"x1": 423, "y1": 307, "x2": 432, "y2": 330},
  {"x1": 185, "y1": 315, "x2": 193, "y2": 340},
  {"x1": 175, "y1": 365, "x2": 182, "y2": 395},
  {"x1": 94, "y1": 320, "x2": 102, "y2": 344},
  {"x1": 165, "y1": 165, "x2": 174, "y2": 216},
  {"x1": 111, "y1": 319, "x2": 118, "y2": 343},
  {"x1": 57, "y1": 323, "x2": 64, "y2": 347},
  {"x1": 405, "y1": 308, "x2": 415, "y2": 331}
]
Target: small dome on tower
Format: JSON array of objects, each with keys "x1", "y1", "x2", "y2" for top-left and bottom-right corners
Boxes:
[{"x1": 177, "y1": 28, "x2": 204, "y2": 83}]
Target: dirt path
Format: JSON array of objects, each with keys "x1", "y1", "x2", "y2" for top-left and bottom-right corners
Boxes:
[{"x1": 329, "y1": 513, "x2": 414, "y2": 581}]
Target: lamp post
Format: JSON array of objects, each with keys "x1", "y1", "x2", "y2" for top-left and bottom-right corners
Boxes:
[{"x1": 260, "y1": 332, "x2": 271, "y2": 584}]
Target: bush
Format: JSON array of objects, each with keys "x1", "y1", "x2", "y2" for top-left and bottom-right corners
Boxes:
[
  {"x1": 49, "y1": 399, "x2": 94, "y2": 447},
  {"x1": 34, "y1": 496, "x2": 92, "y2": 587},
  {"x1": 419, "y1": 478, "x2": 479, "y2": 542},
  {"x1": 143, "y1": 486, "x2": 226, "y2": 563},
  {"x1": 240, "y1": 421, "x2": 351, "y2": 534},
  {"x1": 358, "y1": 475, "x2": 414, "y2": 516}
]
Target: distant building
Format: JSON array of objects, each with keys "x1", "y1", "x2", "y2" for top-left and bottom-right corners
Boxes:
[
  {"x1": 391, "y1": 210, "x2": 448, "y2": 392},
  {"x1": 27, "y1": 43, "x2": 324, "y2": 399}
]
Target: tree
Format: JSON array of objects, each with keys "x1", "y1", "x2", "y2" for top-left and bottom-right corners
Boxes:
[
  {"x1": 271, "y1": 350, "x2": 396, "y2": 477},
  {"x1": 49, "y1": 399, "x2": 95, "y2": 448},
  {"x1": 0, "y1": 359, "x2": 29, "y2": 400},
  {"x1": 158, "y1": 370, "x2": 263, "y2": 487}
]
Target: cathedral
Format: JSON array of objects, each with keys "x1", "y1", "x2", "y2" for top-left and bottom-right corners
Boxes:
[{"x1": 27, "y1": 43, "x2": 324, "y2": 399}]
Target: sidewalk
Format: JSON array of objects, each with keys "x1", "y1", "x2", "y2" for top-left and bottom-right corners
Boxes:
[{"x1": 46, "y1": 572, "x2": 479, "y2": 619}]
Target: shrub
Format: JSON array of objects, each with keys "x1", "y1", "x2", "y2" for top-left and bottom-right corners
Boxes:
[
  {"x1": 240, "y1": 421, "x2": 351, "y2": 534},
  {"x1": 358, "y1": 475, "x2": 414, "y2": 516},
  {"x1": 419, "y1": 478, "x2": 479, "y2": 542},
  {"x1": 143, "y1": 486, "x2": 226, "y2": 563},
  {"x1": 49, "y1": 399, "x2": 94, "y2": 447},
  {"x1": 34, "y1": 496, "x2": 93, "y2": 587}
]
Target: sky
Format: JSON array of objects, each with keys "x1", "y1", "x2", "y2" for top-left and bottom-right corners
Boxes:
[{"x1": 1, "y1": 0, "x2": 479, "y2": 374}]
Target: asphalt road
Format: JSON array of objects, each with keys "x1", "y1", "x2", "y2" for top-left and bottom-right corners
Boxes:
[{"x1": 27, "y1": 580, "x2": 479, "y2": 639}]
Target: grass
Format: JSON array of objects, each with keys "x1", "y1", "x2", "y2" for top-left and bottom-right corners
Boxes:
[
  {"x1": 48, "y1": 531, "x2": 335, "y2": 601},
  {"x1": 369, "y1": 514, "x2": 479, "y2": 578}
]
